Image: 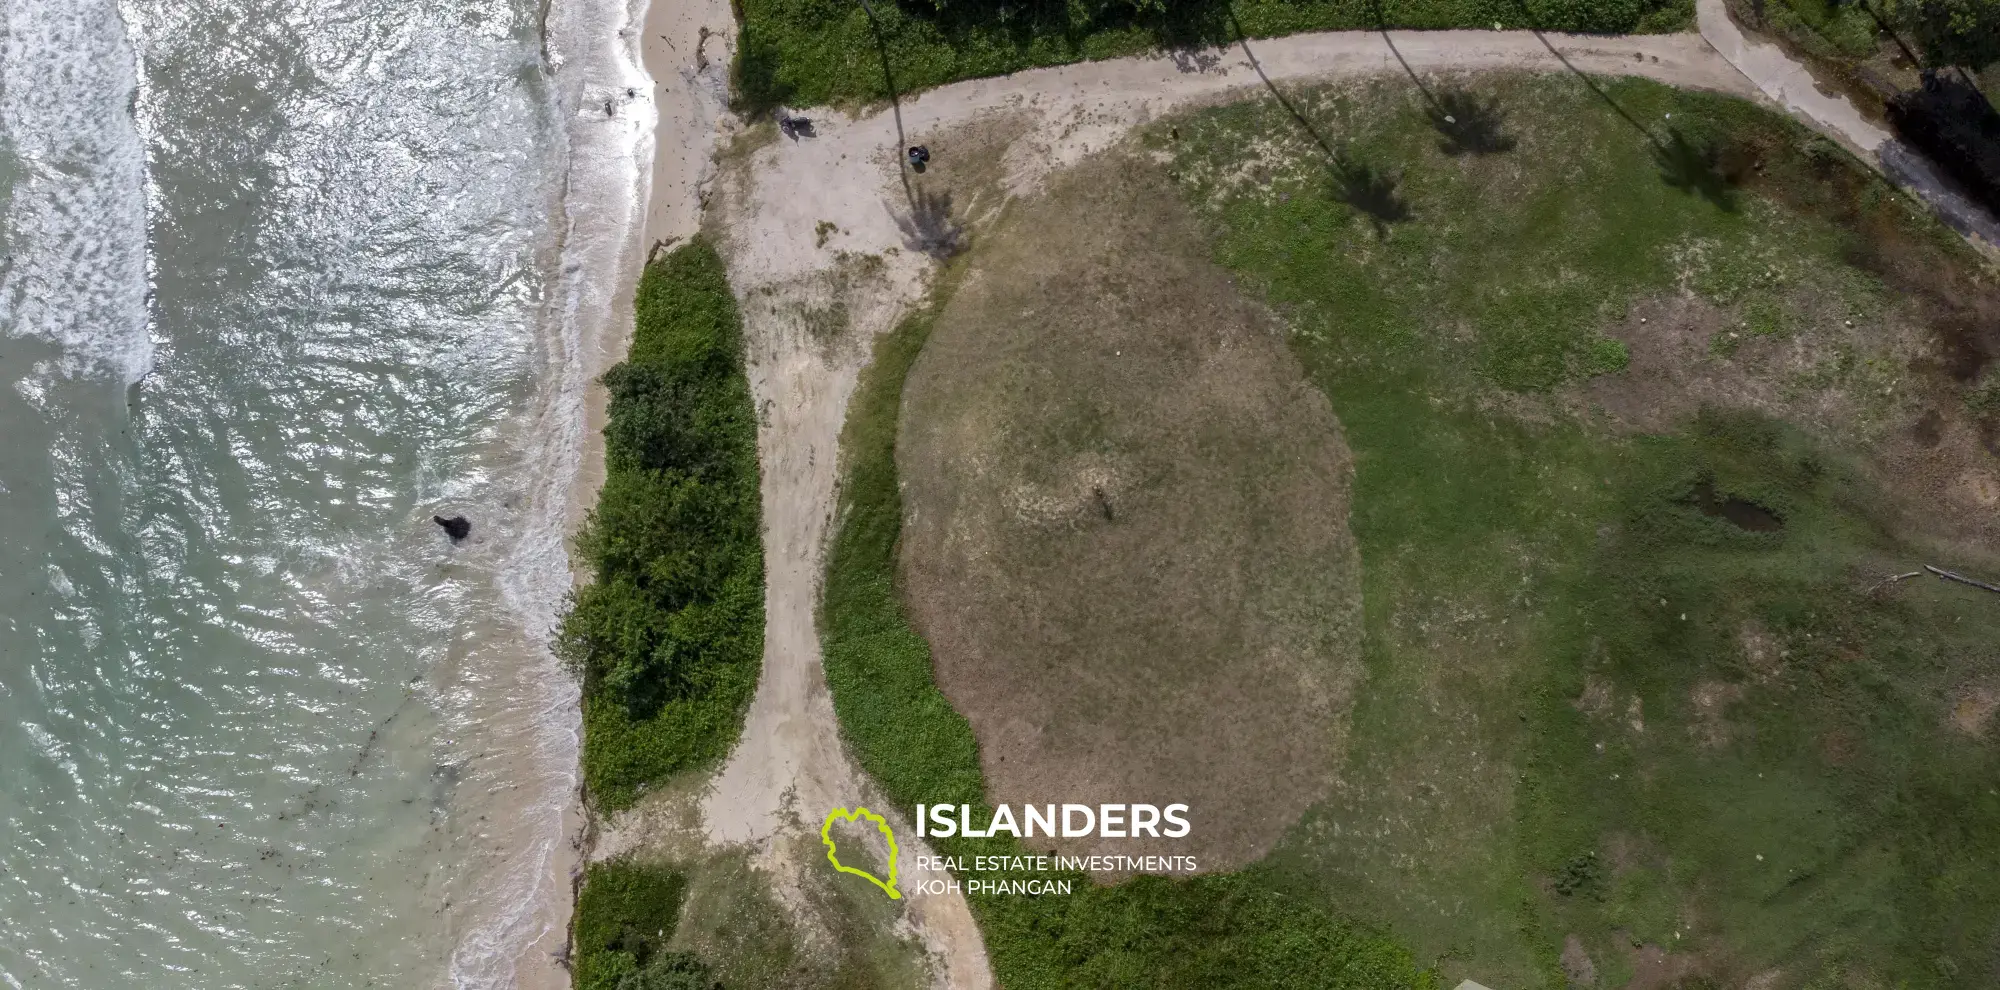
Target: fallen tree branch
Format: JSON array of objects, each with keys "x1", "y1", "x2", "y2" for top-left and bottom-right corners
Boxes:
[
  {"x1": 1925, "y1": 564, "x2": 2000, "y2": 595},
  {"x1": 1869, "y1": 570, "x2": 1923, "y2": 594}
]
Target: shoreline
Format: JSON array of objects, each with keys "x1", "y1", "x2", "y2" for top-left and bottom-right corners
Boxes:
[
  {"x1": 564, "y1": 0, "x2": 737, "y2": 583},
  {"x1": 540, "y1": 0, "x2": 739, "y2": 980},
  {"x1": 451, "y1": 0, "x2": 699, "y2": 981}
]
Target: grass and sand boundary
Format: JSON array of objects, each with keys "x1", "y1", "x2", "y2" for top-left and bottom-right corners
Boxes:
[
  {"x1": 564, "y1": 0, "x2": 2000, "y2": 982},
  {"x1": 892, "y1": 153, "x2": 1366, "y2": 872}
]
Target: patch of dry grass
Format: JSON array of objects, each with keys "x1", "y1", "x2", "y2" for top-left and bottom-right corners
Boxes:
[{"x1": 896, "y1": 151, "x2": 1363, "y2": 870}]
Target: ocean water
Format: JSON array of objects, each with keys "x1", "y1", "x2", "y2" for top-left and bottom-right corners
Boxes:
[{"x1": 0, "y1": 0, "x2": 652, "y2": 984}]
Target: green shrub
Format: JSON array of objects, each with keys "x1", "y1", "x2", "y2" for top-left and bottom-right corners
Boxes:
[
  {"x1": 572, "y1": 861, "x2": 703, "y2": 990},
  {"x1": 615, "y1": 953, "x2": 723, "y2": 990},
  {"x1": 560, "y1": 239, "x2": 763, "y2": 812}
]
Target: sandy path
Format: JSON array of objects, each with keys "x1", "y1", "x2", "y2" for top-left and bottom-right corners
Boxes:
[
  {"x1": 1693, "y1": 0, "x2": 2000, "y2": 248},
  {"x1": 1693, "y1": 0, "x2": 1888, "y2": 156},
  {"x1": 721, "y1": 29, "x2": 1759, "y2": 291}
]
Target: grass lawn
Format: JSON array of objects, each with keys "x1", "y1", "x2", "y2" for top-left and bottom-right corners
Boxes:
[
  {"x1": 821, "y1": 285, "x2": 1439, "y2": 989},
  {"x1": 734, "y1": 0, "x2": 1693, "y2": 112},
  {"x1": 1162, "y1": 72, "x2": 2000, "y2": 987},
  {"x1": 820, "y1": 67, "x2": 2000, "y2": 989}
]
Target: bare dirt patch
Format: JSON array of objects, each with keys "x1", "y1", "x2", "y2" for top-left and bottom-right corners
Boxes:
[
  {"x1": 1688, "y1": 680, "x2": 1748, "y2": 749},
  {"x1": 1576, "y1": 674, "x2": 1617, "y2": 719},
  {"x1": 1581, "y1": 275, "x2": 2000, "y2": 557},
  {"x1": 1562, "y1": 933, "x2": 1600, "y2": 987},
  {"x1": 1737, "y1": 619, "x2": 1785, "y2": 683},
  {"x1": 1583, "y1": 293, "x2": 1865, "y2": 439},
  {"x1": 1949, "y1": 685, "x2": 1999, "y2": 737},
  {"x1": 1743, "y1": 969, "x2": 1785, "y2": 990},
  {"x1": 1602, "y1": 831, "x2": 1666, "y2": 877},
  {"x1": 896, "y1": 151, "x2": 1361, "y2": 870},
  {"x1": 1574, "y1": 673, "x2": 1645, "y2": 737},
  {"x1": 1561, "y1": 123, "x2": 2000, "y2": 550},
  {"x1": 1621, "y1": 940, "x2": 1703, "y2": 990}
]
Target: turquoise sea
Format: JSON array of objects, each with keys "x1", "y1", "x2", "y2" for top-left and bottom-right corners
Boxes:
[{"x1": 0, "y1": 0, "x2": 652, "y2": 984}]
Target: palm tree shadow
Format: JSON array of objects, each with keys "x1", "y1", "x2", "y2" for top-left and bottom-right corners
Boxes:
[
  {"x1": 1653, "y1": 129, "x2": 1738, "y2": 211},
  {"x1": 1429, "y1": 87, "x2": 1516, "y2": 156},
  {"x1": 1368, "y1": 6, "x2": 1515, "y2": 159},
  {"x1": 1228, "y1": 9, "x2": 1411, "y2": 236},
  {"x1": 894, "y1": 186, "x2": 966, "y2": 259},
  {"x1": 1331, "y1": 151, "x2": 1411, "y2": 235},
  {"x1": 1499, "y1": 0, "x2": 1746, "y2": 211}
]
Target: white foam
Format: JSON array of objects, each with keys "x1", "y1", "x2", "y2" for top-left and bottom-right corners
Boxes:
[
  {"x1": 0, "y1": 0, "x2": 154, "y2": 383},
  {"x1": 446, "y1": 0, "x2": 656, "y2": 984}
]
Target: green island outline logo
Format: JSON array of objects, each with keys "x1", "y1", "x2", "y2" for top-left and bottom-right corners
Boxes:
[{"x1": 820, "y1": 806, "x2": 902, "y2": 900}]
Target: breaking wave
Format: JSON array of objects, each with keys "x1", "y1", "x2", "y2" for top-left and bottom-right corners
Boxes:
[{"x1": 0, "y1": 0, "x2": 153, "y2": 383}]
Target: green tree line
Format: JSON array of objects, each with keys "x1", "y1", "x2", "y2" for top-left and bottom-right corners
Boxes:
[{"x1": 558, "y1": 239, "x2": 765, "y2": 812}]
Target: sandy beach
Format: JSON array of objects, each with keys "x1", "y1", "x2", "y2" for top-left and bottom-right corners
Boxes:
[{"x1": 539, "y1": 0, "x2": 738, "y2": 982}]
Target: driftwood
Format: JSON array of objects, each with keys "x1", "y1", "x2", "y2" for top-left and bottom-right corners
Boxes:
[{"x1": 1925, "y1": 564, "x2": 2000, "y2": 595}]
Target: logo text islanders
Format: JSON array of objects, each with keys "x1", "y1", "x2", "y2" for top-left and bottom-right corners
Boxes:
[{"x1": 822, "y1": 803, "x2": 1197, "y2": 900}]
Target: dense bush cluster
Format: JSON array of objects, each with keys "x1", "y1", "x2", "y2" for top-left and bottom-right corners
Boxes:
[
  {"x1": 558, "y1": 240, "x2": 764, "y2": 812},
  {"x1": 571, "y1": 861, "x2": 720, "y2": 990}
]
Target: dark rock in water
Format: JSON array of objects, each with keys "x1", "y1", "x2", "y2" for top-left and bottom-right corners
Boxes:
[{"x1": 433, "y1": 515, "x2": 471, "y2": 541}]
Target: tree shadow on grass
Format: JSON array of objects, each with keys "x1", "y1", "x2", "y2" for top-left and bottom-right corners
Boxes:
[
  {"x1": 1428, "y1": 87, "x2": 1517, "y2": 156},
  {"x1": 1654, "y1": 128, "x2": 1739, "y2": 212},
  {"x1": 1502, "y1": 0, "x2": 1742, "y2": 210},
  {"x1": 905, "y1": 0, "x2": 1232, "y2": 67},
  {"x1": 1368, "y1": 2, "x2": 1516, "y2": 158},
  {"x1": 1147, "y1": 0, "x2": 1235, "y2": 51},
  {"x1": 732, "y1": 25, "x2": 795, "y2": 116},
  {"x1": 1330, "y1": 152, "x2": 1412, "y2": 234},
  {"x1": 1228, "y1": 9, "x2": 1411, "y2": 236}
]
